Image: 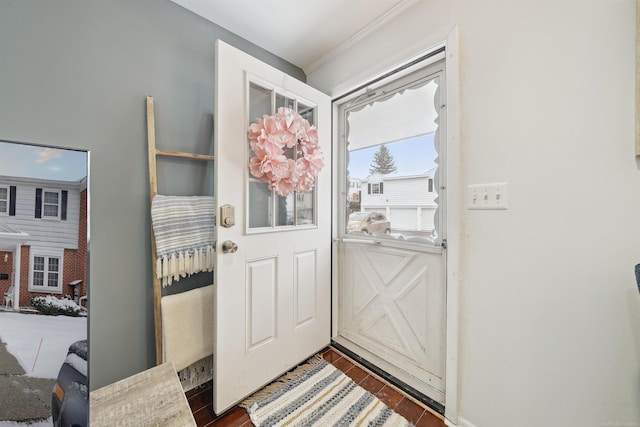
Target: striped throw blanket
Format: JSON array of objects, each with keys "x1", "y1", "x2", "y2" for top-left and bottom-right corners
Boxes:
[
  {"x1": 151, "y1": 195, "x2": 215, "y2": 287},
  {"x1": 241, "y1": 356, "x2": 413, "y2": 427}
]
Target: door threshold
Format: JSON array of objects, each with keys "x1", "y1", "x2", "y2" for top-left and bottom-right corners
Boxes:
[{"x1": 330, "y1": 340, "x2": 445, "y2": 416}]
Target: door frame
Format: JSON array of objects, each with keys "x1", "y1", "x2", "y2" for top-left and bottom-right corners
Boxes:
[{"x1": 330, "y1": 26, "x2": 460, "y2": 424}]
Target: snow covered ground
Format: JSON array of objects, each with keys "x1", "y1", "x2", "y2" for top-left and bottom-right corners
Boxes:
[
  {"x1": 0, "y1": 311, "x2": 86, "y2": 426},
  {"x1": 0, "y1": 311, "x2": 86, "y2": 378},
  {"x1": 0, "y1": 420, "x2": 51, "y2": 427}
]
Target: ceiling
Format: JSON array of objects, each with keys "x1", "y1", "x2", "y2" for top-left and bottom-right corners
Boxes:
[{"x1": 171, "y1": 0, "x2": 416, "y2": 74}]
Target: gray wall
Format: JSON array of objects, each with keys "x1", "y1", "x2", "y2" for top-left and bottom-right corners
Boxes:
[{"x1": 0, "y1": 0, "x2": 305, "y2": 389}]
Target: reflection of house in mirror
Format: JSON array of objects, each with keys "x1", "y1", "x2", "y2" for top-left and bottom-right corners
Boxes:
[
  {"x1": 358, "y1": 167, "x2": 437, "y2": 234},
  {"x1": 0, "y1": 175, "x2": 87, "y2": 309}
]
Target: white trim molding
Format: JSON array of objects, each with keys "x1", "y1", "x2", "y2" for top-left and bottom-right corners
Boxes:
[
  {"x1": 446, "y1": 417, "x2": 479, "y2": 427},
  {"x1": 304, "y1": 0, "x2": 420, "y2": 74},
  {"x1": 330, "y1": 24, "x2": 462, "y2": 426},
  {"x1": 443, "y1": 23, "x2": 461, "y2": 426}
]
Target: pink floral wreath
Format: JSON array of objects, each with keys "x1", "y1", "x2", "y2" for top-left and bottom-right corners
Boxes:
[{"x1": 248, "y1": 107, "x2": 324, "y2": 197}]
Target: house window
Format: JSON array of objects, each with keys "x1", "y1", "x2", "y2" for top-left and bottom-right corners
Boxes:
[
  {"x1": 369, "y1": 182, "x2": 383, "y2": 195},
  {"x1": 29, "y1": 248, "x2": 63, "y2": 293},
  {"x1": 0, "y1": 186, "x2": 7, "y2": 215},
  {"x1": 35, "y1": 188, "x2": 67, "y2": 220},
  {"x1": 428, "y1": 178, "x2": 434, "y2": 193},
  {"x1": 42, "y1": 190, "x2": 60, "y2": 219}
]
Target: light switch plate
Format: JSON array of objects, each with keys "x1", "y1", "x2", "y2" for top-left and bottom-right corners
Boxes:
[{"x1": 467, "y1": 183, "x2": 508, "y2": 210}]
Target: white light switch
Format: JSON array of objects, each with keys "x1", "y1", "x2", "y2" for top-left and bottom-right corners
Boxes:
[{"x1": 467, "y1": 183, "x2": 508, "y2": 210}]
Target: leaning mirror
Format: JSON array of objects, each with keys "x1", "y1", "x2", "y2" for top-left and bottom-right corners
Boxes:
[{"x1": 0, "y1": 140, "x2": 88, "y2": 425}]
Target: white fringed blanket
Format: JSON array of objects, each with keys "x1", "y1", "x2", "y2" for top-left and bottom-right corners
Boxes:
[{"x1": 151, "y1": 195, "x2": 215, "y2": 287}]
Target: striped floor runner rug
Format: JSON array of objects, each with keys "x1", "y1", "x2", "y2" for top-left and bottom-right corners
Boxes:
[{"x1": 240, "y1": 355, "x2": 414, "y2": 427}]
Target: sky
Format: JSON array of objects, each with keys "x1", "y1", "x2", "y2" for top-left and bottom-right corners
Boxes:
[
  {"x1": 0, "y1": 141, "x2": 87, "y2": 181},
  {"x1": 348, "y1": 133, "x2": 437, "y2": 180}
]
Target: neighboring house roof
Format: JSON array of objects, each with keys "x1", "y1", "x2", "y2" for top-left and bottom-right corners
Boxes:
[
  {"x1": 0, "y1": 175, "x2": 86, "y2": 191},
  {"x1": 0, "y1": 220, "x2": 29, "y2": 251},
  {"x1": 367, "y1": 167, "x2": 437, "y2": 182}
]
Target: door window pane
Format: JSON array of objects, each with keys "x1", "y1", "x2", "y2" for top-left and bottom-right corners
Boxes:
[
  {"x1": 249, "y1": 83, "x2": 272, "y2": 129},
  {"x1": 276, "y1": 93, "x2": 295, "y2": 110},
  {"x1": 249, "y1": 181, "x2": 272, "y2": 228},
  {"x1": 275, "y1": 193, "x2": 294, "y2": 226},
  {"x1": 298, "y1": 102, "x2": 314, "y2": 125},
  {"x1": 296, "y1": 190, "x2": 314, "y2": 225},
  {"x1": 248, "y1": 81, "x2": 319, "y2": 231}
]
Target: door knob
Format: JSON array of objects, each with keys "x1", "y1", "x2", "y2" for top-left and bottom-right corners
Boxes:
[{"x1": 221, "y1": 240, "x2": 238, "y2": 253}]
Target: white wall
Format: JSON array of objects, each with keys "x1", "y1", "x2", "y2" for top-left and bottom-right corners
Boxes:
[{"x1": 311, "y1": 1, "x2": 640, "y2": 426}]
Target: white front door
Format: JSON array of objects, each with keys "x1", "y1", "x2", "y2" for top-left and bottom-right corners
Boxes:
[
  {"x1": 334, "y1": 56, "x2": 448, "y2": 405},
  {"x1": 213, "y1": 41, "x2": 331, "y2": 414}
]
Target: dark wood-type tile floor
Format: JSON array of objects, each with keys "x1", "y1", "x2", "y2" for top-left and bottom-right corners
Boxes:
[{"x1": 186, "y1": 347, "x2": 446, "y2": 427}]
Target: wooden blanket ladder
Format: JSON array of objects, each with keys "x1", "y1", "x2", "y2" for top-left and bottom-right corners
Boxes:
[{"x1": 146, "y1": 95, "x2": 215, "y2": 365}]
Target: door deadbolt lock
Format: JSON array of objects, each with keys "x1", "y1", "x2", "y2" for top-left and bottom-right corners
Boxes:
[
  {"x1": 220, "y1": 204, "x2": 235, "y2": 228},
  {"x1": 221, "y1": 240, "x2": 238, "y2": 253}
]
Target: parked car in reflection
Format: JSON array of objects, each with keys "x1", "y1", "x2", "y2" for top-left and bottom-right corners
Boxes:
[
  {"x1": 52, "y1": 340, "x2": 88, "y2": 427},
  {"x1": 348, "y1": 212, "x2": 391, "y2": 235}
]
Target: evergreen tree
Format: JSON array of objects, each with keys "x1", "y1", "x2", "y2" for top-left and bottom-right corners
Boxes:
[{"x1": 369, "y1": 144, "x2": 397, "y2": 175}]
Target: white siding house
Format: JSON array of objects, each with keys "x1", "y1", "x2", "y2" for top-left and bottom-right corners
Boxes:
[
  {"x1": 0, "y1": 175, "x2": 87, "y2": 308},
  {"x1": 359, "y1": 168, "x2": 437, "y2": 232}
]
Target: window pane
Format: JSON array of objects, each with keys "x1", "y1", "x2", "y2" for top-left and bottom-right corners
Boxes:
[
  {"x1": 249, "y1": 83, "x2": 273, "y2": 230},
  {"x1": 276, "y1": 93, "x2": 295, "y2": 110},
  {"x1": 48, "y1": 272, "x2": 58, "y2": 287},
  {"x1": 0, "y1": 201, "x2": 6, "y2": 213},
  {"x1": 296, "y1": 190, "x2": 314, "y2": 225},
  {"x1": 33, "y1": 271, "x2": 44, "y2": 286},
  {"x1": 249, "y1": 83, "x2": 271, "y2": 124},
  {"x1": 0, "y1": 188, "x2": 7, "y2": 199},
  {"x1": 48, "y1": 258, "x2": 59, "y2": 272},
  {"x1": 34, "y1": 256, "x2": 45, "y2": 271},
  {"x1": 275, "y1": 193, "x2": 294, "y2": 226},
  {"x1": 297, "y1": 102, "x2": 314, "y2": 126},
  {"x1": 44, "y1": 205, "x2": 58, "y2": 217},
  {"x1": 44, "y1": 192, "x2": 58, "y2": 204},
  {"x1": 249, "y1": 181, "x2": 271, "y2": 228},
  {"x1": 249, "y1": 83, "x2": 271, "y2": 161}
]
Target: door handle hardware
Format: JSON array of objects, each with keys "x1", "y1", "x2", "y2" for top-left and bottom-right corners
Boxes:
[
  {"x1": 220, "y1": 204, "x2": 235, "y2": 228},
  {"x1": 221, "y1": 240, "x2": 238, "y2": 253}
]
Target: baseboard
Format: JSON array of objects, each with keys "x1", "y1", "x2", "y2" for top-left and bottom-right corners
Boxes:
[{"x1": 445, "y1": 417, "x2": 478, "y2": 427}]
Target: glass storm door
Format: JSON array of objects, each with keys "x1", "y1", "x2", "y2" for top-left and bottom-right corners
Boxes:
[{"x1": 334, "y1": 56, "x2": 448, "y2": 406}]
